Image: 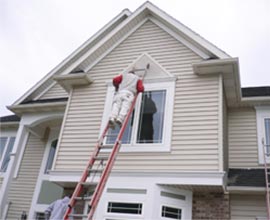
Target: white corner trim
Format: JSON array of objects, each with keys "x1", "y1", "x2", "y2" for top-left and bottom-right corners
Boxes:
[{"x1": 218, "y1": 74, "x2": 223, "y2": 171}]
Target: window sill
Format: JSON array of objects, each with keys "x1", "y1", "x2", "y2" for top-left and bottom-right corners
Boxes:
[{"x1": 119, "y1": 144, "x2": 171, "y2": 153}]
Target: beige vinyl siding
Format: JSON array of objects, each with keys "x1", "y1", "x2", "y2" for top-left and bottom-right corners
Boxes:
[
  {"x1": 7, "y1": 133, "x2": 45, "y2": 219},
  {"x1": 38, "y1": 83, "x2": 68, "y2": 100},
  {"x1": 228, "y1": 107, "x2": 259, "y2": 168},
  {"x1": 55, "y1": 20, "x2": 220, "y2": 171},
  {"x1": 230, "y1": 194, "x2": 267, "y2": 219}
]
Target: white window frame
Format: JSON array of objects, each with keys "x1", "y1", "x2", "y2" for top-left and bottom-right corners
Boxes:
[
  {"x1": 101, "y1": 80, "x2": 175, "y2": 152},
  {"x1": 157, "y1": 186, "x2": 192, "y2": 220},
  {"x1": 160, "y1": 204, "x2": 183, "y2": 220},
  {"x1": 0, "y1": 132, "x2": 16, "y2": 175},
  {"x1": 255, "y1": 106, "x2": 270, "y2": 164}
]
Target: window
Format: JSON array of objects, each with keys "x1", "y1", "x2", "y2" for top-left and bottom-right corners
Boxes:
[
  {"x1": 103, "y1": 81, "x2": 175, "y2": 152},
  {"x1": 161, "y1": 206, "x2": 182, "y2": 220},
  {"x1": 0, "y1": 137, "x2": 15, "y2": 172},
  {"x1": 35, "y1": 212, "x2": 45, "y2": 220},
  {"x1": 256, "y1": 107, "x2": 270, "y2": 163},
  {"x1": 107, "y1": 202, "x2": 142, "y2": 215},
  {"x1": 44, "y1": 139, "x2": 57, "y2": 174}
]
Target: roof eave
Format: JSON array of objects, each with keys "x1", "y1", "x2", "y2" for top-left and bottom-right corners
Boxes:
[
  {"x1": 193, "y1": 58, "x2": 241, "y2": 107},
  {"x1": 0, "y1": 121, "x2": 20, "y2": 129},
  {"x1": 7, "y1": 101, "x2": 67, "y2": 116},
  {"x1": 227, "y1": 186, "x2": 266, "y2": 194}
]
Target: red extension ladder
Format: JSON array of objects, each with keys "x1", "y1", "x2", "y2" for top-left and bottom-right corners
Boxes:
[
  {"x1": 262, "y1": 138, "x2": 270, "y2": 220},
  {"x1": 63, "y1": 94, "x2": 139, "y2": 220}
]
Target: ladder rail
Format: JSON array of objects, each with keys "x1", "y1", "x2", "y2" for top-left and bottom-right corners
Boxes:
[
  {"x1": 262, "y1": 140, "x2": 270, "y2": 220},
  {"x1": 88, "y1": 94, "x2": 139, "y2": 220}
]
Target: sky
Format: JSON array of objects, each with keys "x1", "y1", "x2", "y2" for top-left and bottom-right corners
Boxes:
[{"x1": 0, "y1": 0, "x2": 270, "y2": 116}]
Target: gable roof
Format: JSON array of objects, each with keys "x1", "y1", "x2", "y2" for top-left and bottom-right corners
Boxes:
[{"x1": 10, "y1": 1, "x2": 230, "y2": 109}]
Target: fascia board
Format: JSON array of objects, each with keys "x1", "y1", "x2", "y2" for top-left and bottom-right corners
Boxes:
[
  {"x1": 193, "y1": 58, "x2": 239, "y2": 73},
  {"x1": 145, "y1": 2, "x2": 230, "y2": 59},
  {"x1": 12, "y1": 9, "x2": 131, "y2": 106},
  {"x1": 241, "y1": 97, "x2": 270, "y2": 105},
  {"x1": 227, "y1": 186, "x2": 265, "y2": 194},
  {"x1": 0, "y1": 122, "x2": 20, "y2": 129},
  {"x1": 48, "y1": 170, "x2": 225, "y2": 187}
]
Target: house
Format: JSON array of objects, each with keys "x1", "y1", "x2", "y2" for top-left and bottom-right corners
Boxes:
[{"x1": 1, "y1": 1, "x2": 269, "y2": 219}]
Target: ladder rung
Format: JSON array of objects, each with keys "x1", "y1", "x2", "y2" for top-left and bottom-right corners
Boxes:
[
  {"x1": 99, "y1": 145, "x2": 114, "y2": 149},
  {"x1": 74, "y1": 196, "x2": 92, "y2": 201},
  {"x1": 94, "y1": 156, "x2": 109, "y2": 160},
  {"x1": 68, "y1": 213, "x2": 88, "y2": 218},
  {"x1": 88, "y1": 169, "x2": 103, "y2": 173},
  {"x1": 80, "y1": 181, "x2": 98, "y2": 186},
  {"x1": 105, "y1": 133, "x2": 118, "y2": 137}
]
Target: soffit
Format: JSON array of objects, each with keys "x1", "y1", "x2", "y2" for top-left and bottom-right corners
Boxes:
[
  {"x1": 193, "y1": 58, "x2": 241, "y2": 107},
  {"x1": 160, "y1": 184, "x2": 224, "y2": 193}
]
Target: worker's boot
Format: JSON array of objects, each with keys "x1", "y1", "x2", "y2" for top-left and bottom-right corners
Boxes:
[
  {"x1": 109, "y1": 118, "x2": 116, "y2": 129},
  {"x1": 116, "y1": 118, "x2": 122, "y2": 127}
]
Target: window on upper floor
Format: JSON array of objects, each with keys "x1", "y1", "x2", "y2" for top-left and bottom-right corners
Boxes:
[
  {"x1": 256, "y1": 106, "x2": 270, "y2": 163},
  {"x1": 44, "y1": 139, "x2": 58, "y2": 174},
  {"x1": 0, "y1": 136, "x2": 15, "y2": 172},
  {"x1": 102, "y1": 80, "x2": 175, "y2": 152}
]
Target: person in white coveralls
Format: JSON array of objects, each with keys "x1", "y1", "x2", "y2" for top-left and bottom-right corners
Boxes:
[
  {"x1": 44, "y1": 195, "x2": 73, "y2": 220},
  {"x1": 109, "y1": 69, "x2": 144, "y2": 128}
]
